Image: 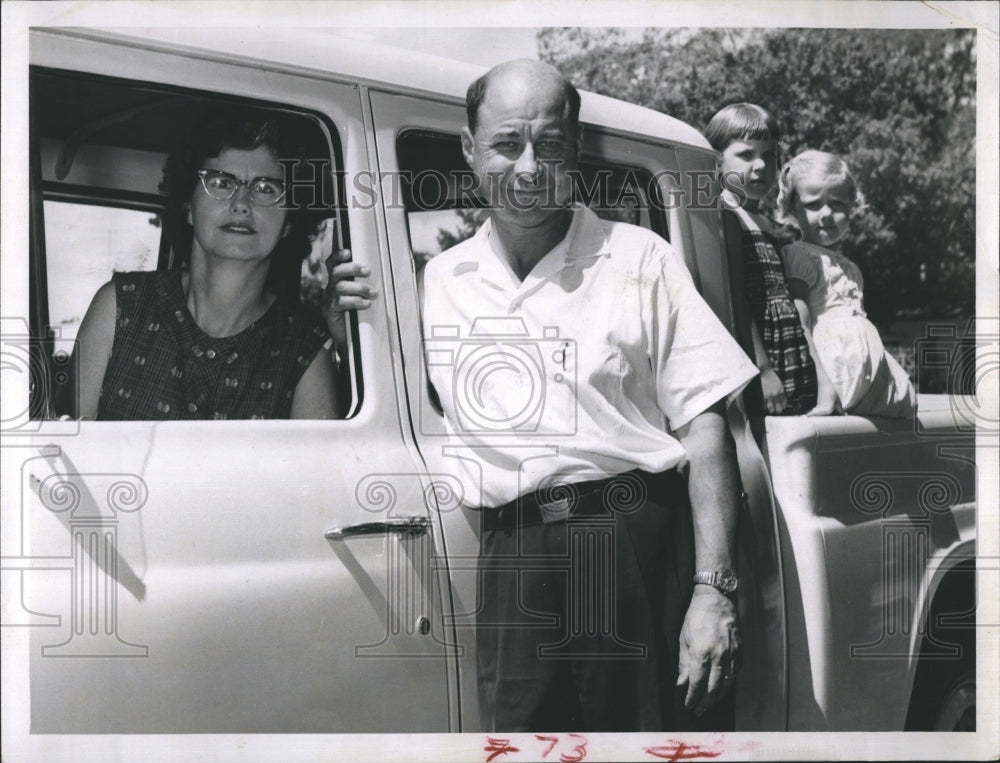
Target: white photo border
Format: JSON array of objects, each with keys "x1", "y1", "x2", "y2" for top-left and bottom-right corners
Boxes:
[{"x1": 2, "y1": 1, "x2": 997, "y2": 761}]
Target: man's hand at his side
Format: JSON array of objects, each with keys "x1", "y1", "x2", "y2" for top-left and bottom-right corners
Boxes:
[{"x1": 677, "y1": 586, "x2": 741, "y2": 715}]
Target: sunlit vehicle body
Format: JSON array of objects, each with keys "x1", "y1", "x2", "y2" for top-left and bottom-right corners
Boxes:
[{"x1": 6, "y1": 25, "x2": 977, "y2": 733}]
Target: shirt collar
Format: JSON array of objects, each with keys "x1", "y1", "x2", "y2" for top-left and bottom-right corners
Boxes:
[
  {"x1": 445, "y1": 205, "x2": 613, "y2": 295},
  {"x1": 563, "y1": 205, "x2": 612, "y2": 261}
]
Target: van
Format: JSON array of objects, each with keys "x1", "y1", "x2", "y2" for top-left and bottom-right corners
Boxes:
[{"x1": 5, "y1": 25, "x2": 978, "y2": 737}]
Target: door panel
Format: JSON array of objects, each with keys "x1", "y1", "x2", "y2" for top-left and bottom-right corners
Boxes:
[
  {"x1": 764, "y1": 405, "x2": 976, "y2": 729},
  {"x1": 18, "y1": 30, "x2": 453, "y2": 733},
  {"x1": 24, "y1": 427, "x2": 450, "y2": 733},
  {"x1": 368, "y1": 88, "x2": 482, "y2": 731}
]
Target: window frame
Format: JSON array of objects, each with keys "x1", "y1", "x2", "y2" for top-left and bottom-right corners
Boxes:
[
  {"x1": 29, "y1": 65, "x2": 361, "y2": 420},
  {"x1": 394, "y1": 127, "x2": 672, "y2": 264}
]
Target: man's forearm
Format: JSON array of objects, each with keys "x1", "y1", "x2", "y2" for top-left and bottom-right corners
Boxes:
[
  {"x1": 674, "y1": 400, "x2": 743, "y2": 712},
  {"x1": 676, "y1": 401, "x2": 740, "y2": 571}
]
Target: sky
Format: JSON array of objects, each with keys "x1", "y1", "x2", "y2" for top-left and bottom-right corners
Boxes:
[
  {"x1": 324, "y1": 27, "x2": 541, "y2": 67},
  {"x1": 322, "y1": 28, "x2": 544, "y2": 253}
]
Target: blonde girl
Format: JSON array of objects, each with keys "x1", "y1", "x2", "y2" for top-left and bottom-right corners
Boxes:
[{"x1": 777, "y1": 150, "x2": 915, "y2": 417}]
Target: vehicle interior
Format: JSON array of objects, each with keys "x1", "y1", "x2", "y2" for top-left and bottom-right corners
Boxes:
[{"x1": 29, "y1": 66, "x2": 355, "y2": 419}]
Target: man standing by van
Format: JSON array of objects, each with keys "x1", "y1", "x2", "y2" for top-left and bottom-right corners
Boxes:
[
  {"x1": 335, "y1": 58, "x2": 756, "y2": 732},
  {"x1": 420, "y1": 59, "x2": 757, "y2": 732}
]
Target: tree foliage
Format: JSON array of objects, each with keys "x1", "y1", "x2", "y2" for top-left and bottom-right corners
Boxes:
[{"x1": 539, "y1": 27, "x2": 976, "y2": 324}]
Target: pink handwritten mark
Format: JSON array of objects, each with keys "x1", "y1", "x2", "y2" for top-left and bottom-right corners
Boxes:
[
  {"x1": 534, "y1": 733, "x2": 589, "y2": 761},
  {"x1": 644, "y1": 740, "x2": 724, "y2": 761},
  {"x1": 558, "y1": 733, "x2": 588, "y2": 762},
  {"x1": 484, "y1": 737, "x2": 521, "y2": 762},
  {"x1": 536, "y1": 735, "x2": 560, "y2": 758}
]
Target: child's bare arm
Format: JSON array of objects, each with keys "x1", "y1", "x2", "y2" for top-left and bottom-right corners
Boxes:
[
  {"x1": 787, "y1": 279, "x2": 839, "y2": 416},
  {"x1": 749, "y1": 319, "x2": 787, "y2": 414}
]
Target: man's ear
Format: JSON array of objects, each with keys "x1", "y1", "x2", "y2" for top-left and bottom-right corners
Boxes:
[
  {"x1": 461, "y1": 126, "x2": 476, "y2": 169},
  {"x1": 282, "y1": 221, "x2": 291, "y2": 239},
  {"x1": 185, "y1": 202, "x2": 193, "y2": 227}
]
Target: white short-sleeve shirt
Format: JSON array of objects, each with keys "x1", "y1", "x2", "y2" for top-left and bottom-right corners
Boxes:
[{"x1": 421, "y1": 205, "x2": 757, "y2": 508}]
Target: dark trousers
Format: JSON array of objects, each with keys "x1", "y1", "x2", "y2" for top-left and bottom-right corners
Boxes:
[{"x1": 476, "y1": 469, "x2": 706, "y2": 732}]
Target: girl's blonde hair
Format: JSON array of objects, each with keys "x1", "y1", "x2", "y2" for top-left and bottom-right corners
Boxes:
[{"x1": 776, "y1": 150, "x2": 866, "y2": 227}]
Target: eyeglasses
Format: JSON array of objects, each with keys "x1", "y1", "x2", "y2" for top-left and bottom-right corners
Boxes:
[{"x1": 196, "y1": 169, "x2": 286, "y2": 206}]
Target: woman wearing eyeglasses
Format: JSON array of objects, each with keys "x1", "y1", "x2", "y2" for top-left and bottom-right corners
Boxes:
[{"x1": 69, "y1": 111, "x2": 345, "y2": 420}]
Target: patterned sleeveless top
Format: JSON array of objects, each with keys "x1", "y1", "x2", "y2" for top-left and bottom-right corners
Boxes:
[{"x1": 97, "y1": 270, "x2": 331, "y2": 420}]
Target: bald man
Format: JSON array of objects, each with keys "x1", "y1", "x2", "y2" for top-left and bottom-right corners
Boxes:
[{"x1": 411, "y1": 60, "x2": 758, "y2": 731}]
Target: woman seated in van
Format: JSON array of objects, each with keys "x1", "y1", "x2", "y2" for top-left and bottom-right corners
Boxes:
[{"x1": 67, "y1": 110, "x2": 343, "y2": 420}]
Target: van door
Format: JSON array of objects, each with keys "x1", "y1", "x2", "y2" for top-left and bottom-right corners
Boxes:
[{"x1": 15, "y1": 28, "x2": 454, "y2": 733}]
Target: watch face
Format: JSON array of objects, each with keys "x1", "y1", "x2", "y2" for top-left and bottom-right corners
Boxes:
[{"x1": 718, "y1": 570, "x2": 738, "y2": 594}]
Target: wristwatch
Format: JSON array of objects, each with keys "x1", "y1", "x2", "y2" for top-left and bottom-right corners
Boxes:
[{"x1": 693, "y1": 569, "x2": 739, "y2": 595}]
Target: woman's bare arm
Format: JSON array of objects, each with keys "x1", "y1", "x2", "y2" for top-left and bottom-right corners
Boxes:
[
  {"x1": 62, "y1": 280, "x2": 117, "y2": 420},
  {"x1": 290, "y1": 347, "x2": 342, "y2": 419}
]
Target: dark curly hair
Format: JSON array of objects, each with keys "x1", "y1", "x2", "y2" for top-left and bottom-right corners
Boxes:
[{"x1": 159, "y1": 107, "x2": 327, "y2": 301}]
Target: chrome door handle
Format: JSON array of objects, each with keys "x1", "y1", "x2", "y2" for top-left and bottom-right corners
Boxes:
[{"x1": 324, "y1": 516, "x2": 430, "y2": 541}]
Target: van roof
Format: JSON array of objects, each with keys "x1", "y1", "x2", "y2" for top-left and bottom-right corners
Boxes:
[{"x1": 37, "y1": 26, "x2": 713, "y2": 152}]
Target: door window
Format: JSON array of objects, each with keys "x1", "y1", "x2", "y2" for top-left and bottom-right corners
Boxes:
[
  {"x1": 396, "y1": 130, "x2": 668, "y2": 270},
  {"x1": 30, "y1": 67, "x2": 357, "y2": 418}
]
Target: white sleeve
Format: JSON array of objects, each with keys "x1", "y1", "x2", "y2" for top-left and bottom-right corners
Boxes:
[{"x1": 647, "y1": 245, "x2": 758, "y2": 429}]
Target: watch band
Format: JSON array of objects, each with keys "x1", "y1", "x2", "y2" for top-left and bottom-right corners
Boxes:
[{"x1": 693, "y1": 569, "x2": 739, "y2": 594}]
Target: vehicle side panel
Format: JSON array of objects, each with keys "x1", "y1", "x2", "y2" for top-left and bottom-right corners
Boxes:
[{"x1": 764, "y1": 400, "x2": 975, "y2": 730}]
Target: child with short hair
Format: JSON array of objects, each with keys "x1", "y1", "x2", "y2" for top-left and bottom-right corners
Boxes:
[
  {"x1": 705, "y1": 103, "x2": 817, "y2": 415},
  {"x1": 777, "y1": 150, "x2": 916, "y2": 417}
]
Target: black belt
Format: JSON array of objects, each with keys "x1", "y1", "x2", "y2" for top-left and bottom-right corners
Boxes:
[{"x1": 482, "y1": 469, "x2": 679, "y2": 531}]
